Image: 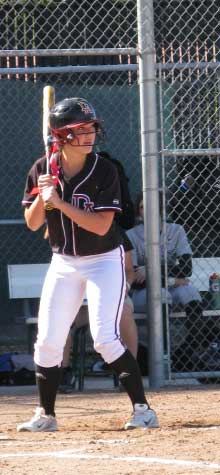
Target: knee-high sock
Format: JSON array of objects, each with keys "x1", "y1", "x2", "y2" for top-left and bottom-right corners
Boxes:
[
  {"x1": 110, "y1": 349, "x2": 149, "y2": 407},
  {"x1": 35, "y1": 365, "x2": 62, "y2": 416}
]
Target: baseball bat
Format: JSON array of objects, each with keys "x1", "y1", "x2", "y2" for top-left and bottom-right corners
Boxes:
[{"x1": 43, "y1": 85, "x2": 55, "y2": 210}]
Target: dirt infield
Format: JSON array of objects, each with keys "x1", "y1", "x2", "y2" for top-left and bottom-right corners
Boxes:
[{"x1": 1, "y1": 384, "x2": 220, "y2": 475}]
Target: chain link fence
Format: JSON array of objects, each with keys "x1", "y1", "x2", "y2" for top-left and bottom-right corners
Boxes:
[
  {"x1": 0, "y1": 0, "x2": 140, "y2": 319},
  {"x1": 0, "y1": 1, "x2": 137, "y2": 51},
  {"x1": 1, "y1": 0, "x2": 220, "y2": 383},
  {"x1": 154, "y1": 0, "x2": 220, "y2": 381}
]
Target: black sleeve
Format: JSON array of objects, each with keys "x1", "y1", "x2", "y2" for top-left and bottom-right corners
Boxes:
[
  {"x1": 22, "y1": 156, "x2": 46, "y2": 208},
  {"x1": 108, "y1": 158, "x2": 135, "y2": 229},
  {"x1": 120, "y1": 228, "x2": 133, "y2": 252},
  {"x1": 94, "y1": 158, "x2": 122, "y2": 213}
]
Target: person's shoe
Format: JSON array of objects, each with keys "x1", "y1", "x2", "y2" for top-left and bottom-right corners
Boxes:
[
  {"x1": 17, "y1": 407, "x2": 58, "y2": 432},
  {"x1": 124, "y1": 404, "x2": 159, "y2": 430},
  {"x1": 91, "y1": 359, "x2": 110, "y2": 373}
]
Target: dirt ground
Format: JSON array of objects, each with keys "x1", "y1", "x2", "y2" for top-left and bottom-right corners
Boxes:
[{"x1": 1, "y1": 384, "x2": 220, "y2": 475}]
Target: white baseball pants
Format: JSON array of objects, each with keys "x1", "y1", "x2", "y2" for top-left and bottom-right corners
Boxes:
[{"x1": 34, "y1": 246, "x2": 126, "y2": 367}]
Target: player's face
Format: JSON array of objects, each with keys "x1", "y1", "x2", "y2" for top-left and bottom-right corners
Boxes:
[
  {"x1": 71, "y1": 123, "x2": 96, "y2": 151},
  {"x1": 139, "y1": 200, "x2": 144, "y2": 219}
]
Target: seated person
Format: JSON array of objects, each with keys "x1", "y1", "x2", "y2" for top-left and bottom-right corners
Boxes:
[
  {"x1": 126, "y1": 191, "x2": 203, "y2": 371},
  {"x1": 61, "y1": 230, "x2": 138, "y2": 383}
]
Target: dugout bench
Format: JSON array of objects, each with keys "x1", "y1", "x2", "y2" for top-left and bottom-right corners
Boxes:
[{"x1": 7, "y1": 257, "x2": 220, "y2": 386}]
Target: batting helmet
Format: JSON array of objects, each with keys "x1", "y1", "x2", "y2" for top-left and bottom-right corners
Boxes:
[{"x1": 50, "y1": 96, "x2": 100, "y2": 128}]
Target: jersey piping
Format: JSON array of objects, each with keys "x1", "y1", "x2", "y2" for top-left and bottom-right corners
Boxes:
[
  {"x1": 70, "y1": 154, "x2": 98, "y2": 255},
  {"x1": 114, "y1": 245, "x2": 126, "y2": 338}
]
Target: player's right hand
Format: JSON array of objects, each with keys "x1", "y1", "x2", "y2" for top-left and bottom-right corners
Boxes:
[{"x1": 38, "y1": 174, "x2": 59, "y2": 209}]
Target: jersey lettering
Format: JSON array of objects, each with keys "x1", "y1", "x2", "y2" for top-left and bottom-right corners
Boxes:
[
  {"x1": 73, "y1": 194, "x2": 94, "y2": 212},
  {"x1": 78, "y1": 100, "x2": 93, "y2": 115}
]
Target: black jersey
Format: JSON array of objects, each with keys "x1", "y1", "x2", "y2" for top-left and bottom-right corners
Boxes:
[
  {"x1": 120, "y1": 227, "x2": 133, "y2": 253},
  {"x1": 22, "y1": 152, "x2": 122, "y2": 256}
]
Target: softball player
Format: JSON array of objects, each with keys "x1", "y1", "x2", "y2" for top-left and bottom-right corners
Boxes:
[
  {"x1": 127, "y1": 193, "x2": 201, "y2": 312},
  {"x1": 17, "y1": 97, "x2": 159, "y2": 432}
]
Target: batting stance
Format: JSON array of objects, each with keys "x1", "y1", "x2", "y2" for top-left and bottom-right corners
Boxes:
[{"x1": 17, "y1": 97, "x2": 159, "y2": 432}]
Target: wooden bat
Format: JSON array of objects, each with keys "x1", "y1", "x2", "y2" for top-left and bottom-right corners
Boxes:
[{"x1": 42, "y1": 85, "x2": 55, "y2": 210}]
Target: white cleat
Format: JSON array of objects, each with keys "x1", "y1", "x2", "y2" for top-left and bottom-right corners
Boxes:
[
  {"x1": 124, "y1": 404, "x2": 159, "y2": 430},
  {"x1": 17, "y1": 407, "x2": 58, "y2": 432}
]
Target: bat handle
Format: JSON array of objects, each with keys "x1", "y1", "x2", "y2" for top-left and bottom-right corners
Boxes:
[
  {"x1": 44, "y1": 147, "x2": 54, "y2": 210},
  {"x1": 46, "y1": 146, "x2": 50, "y2": 174}
]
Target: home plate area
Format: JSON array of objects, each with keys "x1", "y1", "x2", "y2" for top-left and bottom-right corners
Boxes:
[{"x1": 0, "y1": 387, "x2": 220, "y2": 475}]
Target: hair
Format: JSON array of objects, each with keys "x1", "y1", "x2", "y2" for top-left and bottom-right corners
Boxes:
[
  {"x1": 98, "y1": 151, "x2": 111, "y2": 160},
  {"x1": 135, "y1": 189, "x2": 165, "y2": 218},
  {"x1": 135, "y1": 192, "x2": 143, "y2": 218}
]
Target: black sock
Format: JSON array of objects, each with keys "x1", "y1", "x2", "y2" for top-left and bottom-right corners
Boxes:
[
  {"x1": 110, "y1": 350, "x2": 149, "y2": 407},
  {"x1": 35, "y1": 365, "x2": 62, "y2": 416}
]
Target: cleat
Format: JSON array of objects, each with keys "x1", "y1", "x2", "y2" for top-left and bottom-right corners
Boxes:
[
  {"x1": 17, "y1": 407, "x2": 58, "y2": 432},
  {"x1": 124, "y1": 404, "x2": 159, "y2": 430}
]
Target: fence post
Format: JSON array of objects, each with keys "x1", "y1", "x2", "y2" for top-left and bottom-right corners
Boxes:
[{"x1": 137, "y1": 0, "x2": 164, "y2": 387}]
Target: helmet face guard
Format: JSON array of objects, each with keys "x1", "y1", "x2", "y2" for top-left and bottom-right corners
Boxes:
[
  {"x1": 49, "y1": 97, "x2": 105, "y2": 146},
  {"x1": 51, "y1": 122, "x2": 105, "y2": 146}
]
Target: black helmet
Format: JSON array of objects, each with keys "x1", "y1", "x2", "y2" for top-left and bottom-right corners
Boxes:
[{"x1": 49, "y1": 97, "x2": 101, "y2": 131}]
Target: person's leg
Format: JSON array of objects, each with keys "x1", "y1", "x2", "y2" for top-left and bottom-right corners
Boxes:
[
  {"x1": 74, "y1": 306, "x2": 89, "y2": 329},
  {"x1": 132, "y1": 288, "x2": 147, "y2": 313},
  {"x1": 17, "y1": 254, "x2": 86, "y2": 432},
  {"x1": 91, "y1": 296, "x2": 138, "y2": 371},
  {"x1": 169, "y1": 284, "x2": 202, "y2": 307},
  {"x1": 86, "y1": 247, "x2": 159, "y2": 429},
  {"x1": 35, "y1": 262, "x2": 86, "y2": 419},
  {"x1": 62, "y1": 330, "x2": 73, "y2": 368},
  {"x1": 120, "y1": 296, "x2": 138, "y2": 358},
  {"x1": 60, "y1": 330, "x2": 73, "y2": 387}
]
